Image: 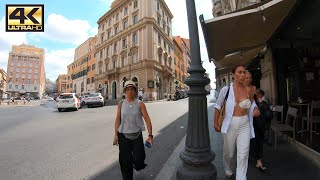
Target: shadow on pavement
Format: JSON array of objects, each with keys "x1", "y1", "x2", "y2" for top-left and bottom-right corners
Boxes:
[
  {"x1": 104, "y1": 100, "x2": 120, "y2": 106},
  {"x1": 90, "y1": 112, "x2": 189, "y2": 180}
]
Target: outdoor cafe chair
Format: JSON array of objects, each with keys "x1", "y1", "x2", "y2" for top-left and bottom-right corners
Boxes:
[
  {"x1": 302, "y1": 100, "x2": 320, "y2": 143},
  {"x1": 270, "y1": 106, "x2": 298, "y2": 150}
]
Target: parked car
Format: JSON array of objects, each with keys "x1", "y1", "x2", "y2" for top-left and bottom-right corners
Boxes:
[
  {"x1": 85, "y1": 93, "x2": 104, "y2": 108},
  {"x1": 80, "y1": 95, "x2": 89, "y2": 106},
  {"x1": 56, "y1": 93, "x2": 81, "y2": 112},
  {"x1": 173, "y1": 90, "x2": 188, "y2": 101},
  {"x1": 48, "y1": 97, "x2": 54, "y2": 101}
]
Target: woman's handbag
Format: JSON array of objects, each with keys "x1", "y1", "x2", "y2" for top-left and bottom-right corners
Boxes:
[{"x1": 217, "y1": 87, "x2": 230, "y2": 129}]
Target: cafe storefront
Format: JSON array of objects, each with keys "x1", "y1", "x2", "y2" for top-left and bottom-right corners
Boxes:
[{"x1": 201, "y1": 0, "x2": 320, "y2": 153}]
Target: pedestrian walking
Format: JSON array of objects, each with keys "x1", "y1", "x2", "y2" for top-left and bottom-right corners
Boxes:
[
  {"x1": 250, "y1": 89, "x2": 271, "y2": 172},
  {"x1": 113, "y1": 80, "x2": 153, "y2": 180},
  {"x1": 245, "y1": 71, "x2": 256, "y2": 97},
  {"x1": 213, "y1": 65, "x2": 260, "y2": 180}
]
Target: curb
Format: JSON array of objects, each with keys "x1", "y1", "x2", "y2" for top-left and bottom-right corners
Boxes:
[{"x1": 155, "y1": 136, "x2": 185, "y2": 180}]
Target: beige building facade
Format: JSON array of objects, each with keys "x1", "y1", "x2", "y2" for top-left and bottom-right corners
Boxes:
[
  {"x1": 173, "y1": 36, "x2": 191, "y2": 90},
  {"x1": 6, "y1": 44, "x2": 46, "y2": 98},
  {"x1": 0, "y1": 69, "x2": 7, "y2": 100},
  {"x1": 66, "y1": 37, "x2": 97, "y2": 95},
  {"x1": 95, "y1": 0, "x2": 174, "y2": 101},
  {"x1": 56, "y1": 74, "x2": 67, "y2": 94}
]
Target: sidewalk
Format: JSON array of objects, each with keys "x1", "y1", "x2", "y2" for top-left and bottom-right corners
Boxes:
[
  {"x1": 0, "y1": 100, "x2": 42, "y2": 107},
  {"x1": 156, "y1": 106, "x2": 320, "y2": 180}
]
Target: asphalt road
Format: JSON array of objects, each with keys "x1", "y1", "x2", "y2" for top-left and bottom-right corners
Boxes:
[{"x1": 0, "y1": 99, "x2": 192, "y2": 180}]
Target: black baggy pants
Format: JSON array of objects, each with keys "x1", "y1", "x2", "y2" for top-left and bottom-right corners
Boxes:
[
  {"x1": 118, "y1": 132, "x2": 147, "y2": 180},
  {"x1": 251, "y1": 118, "x2": 265, "y2": 160}
]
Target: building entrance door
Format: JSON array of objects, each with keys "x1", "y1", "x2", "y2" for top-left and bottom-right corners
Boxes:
[{"x1": 112, "y1": 82, "x2": 117, "y2": 100}]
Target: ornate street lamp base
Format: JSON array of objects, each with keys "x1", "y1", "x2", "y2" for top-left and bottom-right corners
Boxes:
[{"x1": 176, "y1": 163, "x2": 217, "y2": 180}]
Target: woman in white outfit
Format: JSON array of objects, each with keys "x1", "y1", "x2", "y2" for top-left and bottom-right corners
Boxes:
[{"x1": 214, "y1": 65, "x2": 260, "y2": 180}]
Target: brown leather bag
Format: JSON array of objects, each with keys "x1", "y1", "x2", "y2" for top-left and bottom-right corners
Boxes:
[{"x1": 217, "y1": 87, "x2": 230, "y2": 129}]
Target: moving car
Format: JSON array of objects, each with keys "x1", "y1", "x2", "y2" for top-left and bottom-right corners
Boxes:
[
  {"x1": 85, "y1": 93, "x2": 104, "y2": 108},
  {"x1": 56, "y1": 93, "x2": 81, "y2": 112}
]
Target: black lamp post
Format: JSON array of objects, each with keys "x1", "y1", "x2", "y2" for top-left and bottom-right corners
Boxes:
[{"x1": 176, "y1": 0, "x2": 217, "y2": 179}]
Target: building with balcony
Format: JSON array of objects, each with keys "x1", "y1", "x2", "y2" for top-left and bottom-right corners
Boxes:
[
  {"x1": 95, "y1": 0, "x2": 175, "y2": 101},
  {"x1": 0, "y1": 69, "x2": 7, "y2": 100},
  {"x1": 173, "y1": 36, "x2": 191, "y2": 90},
  {"x1": 66, "y1": 37, "x2": 97, "y2": 95},
  {"x1": 56, "y1": 74, "x2": 67, "y2": 94},
  {"x1": 6, "y1": 44, "x2": 46, "y2": 98}
]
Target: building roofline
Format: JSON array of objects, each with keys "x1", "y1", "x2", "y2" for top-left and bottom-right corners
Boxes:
[{"x1": 98, "y1": 0, "x2": 173, "y2": 24}]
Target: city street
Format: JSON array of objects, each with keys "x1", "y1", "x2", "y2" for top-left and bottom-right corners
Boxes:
[{"x1": 0, "y1": 98, "x2": 199, "y2": 180}]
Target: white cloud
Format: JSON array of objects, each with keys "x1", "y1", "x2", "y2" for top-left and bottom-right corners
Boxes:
[
  {"x1": 0, "y1": 16, "x2": 28, "y2": 72},
  {"x1": 165, "y1": 0, "x2": 216, "y2": 88},
  {"x1": 0, "y1": 14, "x2": 89, "y2": 82},
  {"x1": 0, "y1": 51, "x2": 9, "y2": 71},
  {"x1": 44, "y1": 48, "x2": 75, "y2": 82},
  {"x1": 90, "y1": 27, "x2": 98, "y2": 37},
  {"x1": 36, "y1": 14, "x2": 94, "y2": 45}
]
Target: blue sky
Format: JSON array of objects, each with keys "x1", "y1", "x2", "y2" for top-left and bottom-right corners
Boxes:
[{"x1": 0, "y1": 0, "x2": 215, "y2": 87}]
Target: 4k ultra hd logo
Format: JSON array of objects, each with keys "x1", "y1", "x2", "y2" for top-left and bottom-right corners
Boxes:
[{"x1": 6, "y1": 4, "x2": 44, "y2": 32}]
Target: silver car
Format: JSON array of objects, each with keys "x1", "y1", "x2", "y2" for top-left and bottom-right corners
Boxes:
[{"x1": 85, "y1": 93, "x2": 104, "y2": 108}]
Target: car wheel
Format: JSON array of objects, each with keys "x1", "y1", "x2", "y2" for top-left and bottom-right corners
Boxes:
[
  {"x1": 81, "y1": 101, "x2": 85, "y2": 106},
  {"x1": 58, "y1": 108, "x2": 62, "y2": 112},
  {"x1": 88, "y1": 105, "x2": 91, "y2": 108}
]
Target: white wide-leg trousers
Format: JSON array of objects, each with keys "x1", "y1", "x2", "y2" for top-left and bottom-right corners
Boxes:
[{"x1": 223, "y1": 115, "x2": 251, "y2": 180}]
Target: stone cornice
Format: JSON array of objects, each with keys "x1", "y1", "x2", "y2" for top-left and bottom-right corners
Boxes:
[
  {"x1": 98, "y1": 0, "x2": 134, "y2": 24},
  {"x1": 158, "y1": 0, "x2": 174, "y2": 18}
]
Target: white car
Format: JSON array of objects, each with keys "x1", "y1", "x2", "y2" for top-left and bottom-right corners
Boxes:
[
  {"x1": 85, "y1": 93, "x2": 104, "y2": 108},
  {"x1": 56, "y1": 93, "x2": 81, "y2": 112},
  {"x1": 80, "y1": 95, "x2": 89, "y2": 106}
]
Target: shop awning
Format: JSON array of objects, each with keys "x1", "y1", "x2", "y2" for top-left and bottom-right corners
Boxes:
[
  {"x1": 201, "y1": 0, "x2": 296, "y2": 68},
  {"x1": 212, "y1": 45, "x2": 265, "y2": 68}
]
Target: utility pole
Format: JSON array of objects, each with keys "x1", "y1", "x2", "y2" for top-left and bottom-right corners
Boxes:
[
  {"x1": 129, "y1": 52, "x2": 132, "y2": 80},
  {"x1": 176, "y1": 0, "x2": 216, "y2": 179},
  {"x1": 82, "y1": 66, "x2": 85, "y2": 96},
  {"x1": 127, "y1": 43, "x2": 133, "y2": 80}
]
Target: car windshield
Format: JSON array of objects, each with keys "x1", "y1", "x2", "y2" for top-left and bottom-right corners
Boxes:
[
  {"x1": 59, "y1": 94, "x2": 73, "y2": 99},
  {"x1": 89, "y1": 93, "x2": 100, "y2": 97}
]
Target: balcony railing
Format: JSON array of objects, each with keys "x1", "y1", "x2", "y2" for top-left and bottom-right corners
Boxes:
[
  {"x1": 106, "y1": 68, "x2": 120, "y2": 76},
  {"x1": 95, "y1": 73, "x2": 106, "y2": 80}
]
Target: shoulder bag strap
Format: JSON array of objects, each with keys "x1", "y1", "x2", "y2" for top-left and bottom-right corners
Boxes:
[{"x1": 224, "y1": 87, "x2": 230, "y2": 102}]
